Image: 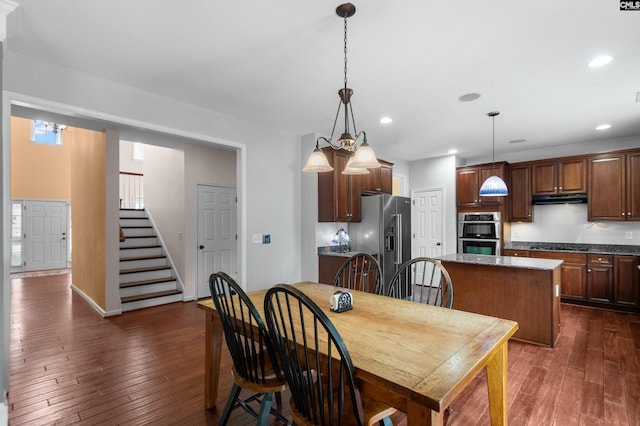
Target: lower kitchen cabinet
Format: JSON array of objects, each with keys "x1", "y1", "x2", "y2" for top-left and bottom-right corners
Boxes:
[
  {"x1": 522, "y1": 250, "x2": 639, "y2": 311},
  {"x1": 614, "y1": 255, "x2": 640, "y2": 307},
  {"x1": 586, "y1": 254, "x2": 613, "y2": 303},
  {"x1": 318, "y1": 253, "x2": 379, "y2": 288},
  {"x1": 529, "y1": 251, "x2": 586, "y2": 301}
]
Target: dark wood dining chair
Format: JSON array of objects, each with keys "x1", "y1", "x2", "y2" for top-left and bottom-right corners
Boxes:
[
  {"x1": 332, "y1": 252, "x2": 384, "y2": 295},
  {"x1": 209, "y1": 272, "x2": 288, "y2": 425},
  {"x1": 387, "y1": 257, "x2": 454, "y2": 308},
  {"x1": 264, "y1": 283, "x2": 397, "y2": 426}
]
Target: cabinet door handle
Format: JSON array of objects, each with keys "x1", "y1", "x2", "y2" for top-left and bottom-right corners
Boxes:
[
  {"x1": 622, "y1": 212, "x2": 626, "y2": 216},
  {"x1": 559, "y1": 186, "x2": 563, "y2": 190},
  {"x1": 628, "y1": 212, "x2": 632, "y2": 215},
  {"x1": 587, "y1": 269, "x2": 591, "y2": 272}
]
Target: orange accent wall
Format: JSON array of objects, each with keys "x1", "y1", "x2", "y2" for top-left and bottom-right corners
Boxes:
[
  {"x1": 70, "y1": 127, "x2": 107, "y2": 309},
  {"x1": 10, "y1": 116, "x2": 72, "y2": 200}
]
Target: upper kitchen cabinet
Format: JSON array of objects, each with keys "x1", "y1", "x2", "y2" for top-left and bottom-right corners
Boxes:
[
  {"x1": 588, "y1": 150, "x2": 640, "y2": 221},
  {"x1": 318, "y1": 148, "x2": 363, "y2": 222},
  {"x1": 509, "y1": 164, "x2": 533, "y2": 222},
  {"x1": 532, "y1": 158, "x2": 586, "y2": 195},
  {"x1": 361, "y1": 159, "x2": 393, "y2": 195},
  {"x1": 456, "y1": 162, "x2": 509, "y2": 209}
]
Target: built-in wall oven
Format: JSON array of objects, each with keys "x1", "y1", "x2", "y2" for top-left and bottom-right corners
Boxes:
[{"x1": 457, "y1": 212, "x2": 501, "y2": 256}]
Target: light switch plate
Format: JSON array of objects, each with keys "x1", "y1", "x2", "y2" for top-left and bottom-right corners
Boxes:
[{"x1": 252, "y1": 234, "x2": 262, "y2": 244}]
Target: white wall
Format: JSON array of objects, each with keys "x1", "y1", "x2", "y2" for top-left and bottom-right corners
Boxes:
[
  {"x1": 409, "y1": 155, "x2": 458, "y2": 255},
  {"x1": 119, "y1": 140, "x2": 144, "y2": 174},
  {"x1": 511, "y1": 204, "x2": 640, "y2": 245},
  {"x1": 143, "y1": 144, "x2": 186, "y2": 282},
  {"x1": 3, "y1": 51, "x2": 301, "y2": 293}
]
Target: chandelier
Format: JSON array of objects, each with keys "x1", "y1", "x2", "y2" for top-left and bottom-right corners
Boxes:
[{"x1": 303, "y1": 3, "x2": 381, "y2": 175}]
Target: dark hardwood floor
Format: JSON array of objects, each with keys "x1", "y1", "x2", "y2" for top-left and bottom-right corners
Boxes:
[{"x1": 7, "y1": 272, "x2": 640, "y2": 425}]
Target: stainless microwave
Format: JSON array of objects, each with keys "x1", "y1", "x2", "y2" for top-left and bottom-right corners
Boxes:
[
  {"x1": 457, "y1": 212, "x2": 501, "y2": 240},
  {"x1": 457, "y1": 212, "x2": 501, "y2": 256}
]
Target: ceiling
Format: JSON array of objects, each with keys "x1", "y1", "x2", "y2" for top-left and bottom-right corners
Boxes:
[{"x1": 6, "y1": 0, "x2": 640, "y2": 162}]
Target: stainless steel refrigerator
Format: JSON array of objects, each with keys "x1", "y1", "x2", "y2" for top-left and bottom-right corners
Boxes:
[{"x1": 350, "y1": 194, "x2": 412, "y2": 293}]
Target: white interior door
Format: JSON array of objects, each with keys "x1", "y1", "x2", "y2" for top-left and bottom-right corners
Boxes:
[
  {"x1": 412, "y1": 188, "x2": 444, "y2": 259},
  {"x1": 197, "y1": 185, "x2": 237, "y2": 299},
  {"x1": 24, "y1": 200, "x2": 69, "y2": 271}
]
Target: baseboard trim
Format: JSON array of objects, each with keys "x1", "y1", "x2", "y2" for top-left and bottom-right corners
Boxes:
[{"x1": 70, "y1": 284, "x2": 122, "y2": 317}]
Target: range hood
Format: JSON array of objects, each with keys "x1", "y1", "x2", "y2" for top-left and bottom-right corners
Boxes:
[{"x1": 532, "y1": 193, "x2": 588, "y2": 205}]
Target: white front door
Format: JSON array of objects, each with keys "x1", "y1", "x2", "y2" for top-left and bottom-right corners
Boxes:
[
  {"x1": 412, "y1": 188, "x2": 444, "y2": 259},
  {"x1": 24, "y1": 200, "x2": 69, "y2": 271},
  {"x1": 196, "y1": 185, "x2": 237, "y2": 299}
]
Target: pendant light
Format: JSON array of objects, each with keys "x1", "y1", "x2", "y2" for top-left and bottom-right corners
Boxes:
[
  {"x1": 302, "y1": 3, "x2": 381, "y2": 175},
  {"x1": 479, "y1": 111, "x2": 509, "y2": 197}
]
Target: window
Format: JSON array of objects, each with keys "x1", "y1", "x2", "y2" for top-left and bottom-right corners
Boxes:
[
  {"x1": 132, "y1": 142, "x2": 144, "y2": 161},
  {"x1": 30, "y1": 120, "x2": 66, "y2": 146}
]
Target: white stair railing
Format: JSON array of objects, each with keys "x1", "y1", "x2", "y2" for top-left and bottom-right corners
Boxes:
[{"x1": 119, "y1": 172, "x2": 144, "y2": 209}]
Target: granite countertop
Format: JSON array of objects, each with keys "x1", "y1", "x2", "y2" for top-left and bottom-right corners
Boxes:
[
  {"x1": 437, "y1": 253, "x2": 563, "y2": 271},
  {"x1": 504, "y1": 241, "x2": 640, "y2": 256}
]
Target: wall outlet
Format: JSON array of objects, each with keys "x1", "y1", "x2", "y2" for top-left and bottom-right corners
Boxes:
[
  {"x1": 625, "y1": 232, "x2": 633, "y2": 240},
  {"x1": 262, "y1": 234, "x2": 271, "y2": 244},
  {"x1": 252, "y1": 234, "x2": 262, "y2": 244}
]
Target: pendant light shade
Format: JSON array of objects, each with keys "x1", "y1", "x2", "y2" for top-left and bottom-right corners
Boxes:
[
  {"x1": 479, "y1": 111, "x2": 508, "y2": 197},
  {"x1": 342, "y1": 154, "x2": 369, "y2": 175},
  {"x1": 479, "y1": 175, "x2": 509, "y2": 196},
  {"x1": 303, "y1": 146, "x2": 334, "y2": 172}
]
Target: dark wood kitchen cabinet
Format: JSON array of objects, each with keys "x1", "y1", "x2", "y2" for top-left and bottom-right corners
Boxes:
[
  {"x1": 456, "y1": 162, "x2": 509, "y2": 208},
  {"x1": 614, "y1": 255, "x2": 639, "y2": 307},
  {"x1": 361, "y1": 159, "x2": 393, "y2": 194},
  {"x1": 509, "y1": 164, "x2": 533, "y2": 222},
  {"x1": 318, "y1": 148, "x2": 362, "y2": 222},
  {"x1": 531, "y1": 158, "x2": 586, "y2": 195},
  {"x1": 586, "y1": 254, "x2": 613, "y2": 303},
  {"x1": 588, "y1": 150, "x2": 640, "y2": 221},
  {"x1": 529, "y1": 251, "x2": 587, "y2": 301}
]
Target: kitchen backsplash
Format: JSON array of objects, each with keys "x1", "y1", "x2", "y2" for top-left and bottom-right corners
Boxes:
[{"x1": 510, "y1": 204, "x2": 640, "y2": 245}]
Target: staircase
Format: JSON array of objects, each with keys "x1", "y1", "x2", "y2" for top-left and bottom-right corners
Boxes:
[{"x1": 119, "y1": 209, "x2": 183, "y2": 312}]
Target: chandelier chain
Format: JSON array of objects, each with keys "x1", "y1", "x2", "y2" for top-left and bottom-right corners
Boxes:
[{"x1": 343, "y1": 15, "x2": 348, "y2": 89}]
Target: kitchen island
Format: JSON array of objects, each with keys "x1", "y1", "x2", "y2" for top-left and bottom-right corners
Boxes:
[{"x1": 438, "y1": 253, "x2": 563, "y2": 347}]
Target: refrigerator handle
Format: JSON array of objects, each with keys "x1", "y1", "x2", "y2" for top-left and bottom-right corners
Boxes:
[{"x1": 395, "y1": 214, "x2": 402, "y2": 265}]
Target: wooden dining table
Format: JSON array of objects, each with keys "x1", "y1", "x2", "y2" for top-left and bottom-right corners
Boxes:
[{"x1": 197, "y1": 282, "x2": 518, "y2": 426}]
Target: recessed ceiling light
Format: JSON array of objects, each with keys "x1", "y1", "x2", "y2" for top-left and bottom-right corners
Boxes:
[
  {"x1": 595, "y1": 124, "x2": 611, "y2": 130},
  {"x1": 448, "y1": 149, "x2": 458, "y2": 154},
  {"x1": 508, "y1": 139, "x2": 526, "y2": 144},
  {"x1": 588, "y1": 55, "x2": 613, "y2": 67},
  {"x1": 458, "y1": 93, "x2": 481, "y2": 102},
  {"x1": 379, "y1": 116, "x2": 392, "y2": 124}
]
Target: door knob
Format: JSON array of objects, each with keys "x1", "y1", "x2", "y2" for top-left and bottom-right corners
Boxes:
[{"x1": 199, "y1": 245, "x2": 204, "y2": 249}]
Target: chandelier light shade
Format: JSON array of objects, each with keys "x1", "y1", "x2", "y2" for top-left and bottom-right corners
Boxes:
[
  {"x1": 479, "y1": 111, "x2": 508, "y2": 197},
  {"x1": 303, "y1": 144, "x2": 334, "y2": 172},
  {"x1": 302, "y1": 3, "x2": 381, "y2": 175}
]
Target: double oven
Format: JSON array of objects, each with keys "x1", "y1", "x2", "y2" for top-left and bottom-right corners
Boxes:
[{"x1": 457, "y1": 212, "x2": 501, "y2": 256}]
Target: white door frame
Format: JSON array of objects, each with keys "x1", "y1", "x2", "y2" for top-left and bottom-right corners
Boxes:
[
  {"x1": 411, "y1": 187, "x2": 446, "y2": 258},
  {"x1": 21, "y1": 199, "x2": 70, "y2": 272},
  {"x1": 196, "y1": 184, "x2": 238, "y2": 299}
]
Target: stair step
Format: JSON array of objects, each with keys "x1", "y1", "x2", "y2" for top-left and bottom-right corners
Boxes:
[
  {"x1": 120, "y1": 245, "x2": 162, "y2": 250},
  {"x1": 121, "y1": 289, "x2": 182, "y2": 304},
  {"x1": 121, "y1": 225, "x2": 153, "y2": 229},
  {"x1": 120, "y1": 255, "x2": 166, "y2": 262},
  {"x1": 120, "y1": 277, "x2": 176, "y2": 289},
  {"x1": 120, "y1": 265, "x2": 171, "y2": 274}
]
